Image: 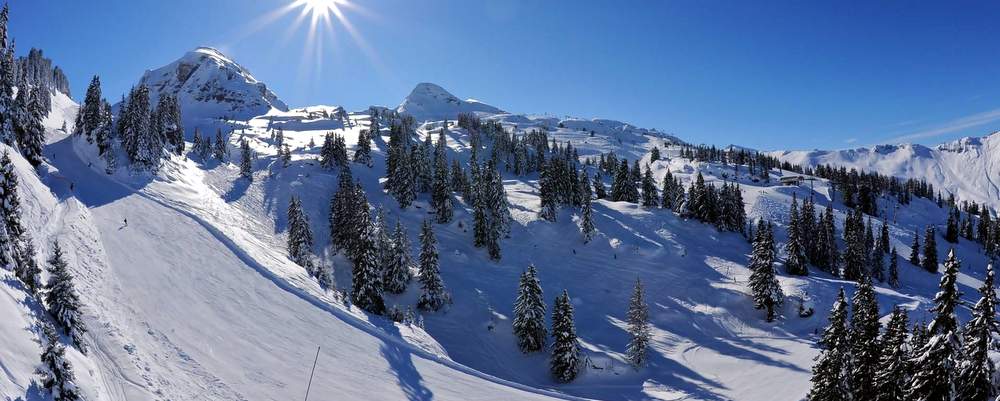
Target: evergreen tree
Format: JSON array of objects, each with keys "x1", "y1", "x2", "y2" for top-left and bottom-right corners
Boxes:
[
  {"x1": 0, "y1": 210, "x2": 13, "y2": 272},
  {"x1": 14, "y1": 87, "x2": 44, "y2": 166},
  {"x1": 155, "y1": 94, "x2": 183, "y2": 155},
  {"x1": 749, "y1": 220, "x2": 783, "y2": 321},
  {"x1": 350, "y1": 205, "x2": 385, "y2": 315},
  {"x1": 281, "y1": 144, "x2": 291, "y2": 168},
  {"x1": 0, "y1": 6, "x2": 15, "y2": 146},
  {"x1": 693, "y1": 174, "x2": 719, "y2": 224},
  {"x1": 126, "y1": 85, "x2": 161, "y2": 170},
  {"x1": 550, "y1": 289, "x2": 580, "y2": 383},
  {"x1": 640, "y1": 164, "x2": 658, "y2": 207},
  {"x1": 625, "y1": 278, "x2": 651, "y2": 369},
  {"x1": 907, "y1": 249, "x2": 962, "y2": 401},
  {"x1": 480, "y1": 160, "x2": 511, "y2": 259},
  {"x1": 785, "y1": 195, "x2": 808, "y2": 276},
  {"x1": 922, "y1": 226, "x2": 938, "y2": 273},
  {"x1": 383, "y1": 219, "x2": 413, "y2": 294},
  {"x1": 593, "y1": 171, "x2": 606, "y2": 200},
  {"x1": 44, "y1": 241, "x2": 87, "y2": 352},
  {"x1": 808, "y1": 288, "x2": 852, "y2": 401},
  {"x1": 849, "y1": 276, "x2": 881, "y2": 400},
  {"x1": 395, "y1": 149, "x2": 416, "y2": 209},
  {"x1": 538, "y1": 160, "x2": 558, "y2": 222},
  {"x1": 286, "y1": 196, "x2": 314, "y2": 271},
  {"x1": 610, "y1": 159, "x2": 638, "y2": 203},
  {"x1": 274, "y1": 126, "x2": 284, "y2": 150},
  {"x1": 450, "y1": 158, "x2": 466, "y2": 193},
  {"x1": 36, "y1": 323, "x2": 81, "y2": 401},
  {"x1": 316, "y1": 262, "x2": 335, "y2": 290},
  {"x1": 416, "y1": 136, "x2": 432, "y2": 193},
  {"x1": 354, "y1": 128, "x2": 373, "y2": 166},
  {"x1": 329, "y1": 171, "x2": 362, "y2": 252},
  {"x1": 945, "y1": 208, "x2": 959, "y2": 243},
  {"x1": 97, "y1": 101, "x2": 115, "y2": 172},
  {"x1": 0, "y1": 151, "x2": 25, "y2": 243},
  {"x1": 865, "y1": 218, "x2": 876, "y2": 272},
  {"x1": 417, "y1": 220, "x2": 450, "y2": 311},
  {"x1": 687, "y1": 172, "x2": 708, "y2": 219},
  {"x1": 580, "y1": 190, "x2": 596, "y2": 243},
  {"x1": 513, "y1": 265, "x2": 546, "y2": 353},
  {"x1": 956, "y1": 263, "x2": 998, "y2": 401},
  {"x1": 373, "y1": 207, "x2": 394, "y2": 287},
  {"x1": 801, "y1": 196, "x2": 817, "y2": 260},
  {"x1": 239, "y1": 137, "x2": 252, "y2": 179},
  {"x1": 820, "y1": 203, "x2": 839, "y2": 275},
  {"x1": 888, "y1": 248, "x2": 900, "y2": 288},
  {"x1": 320, "y1": 132, "x2": 337, "y2": 168},
  {"x1": 880, "y1": 217, "x2": 891, "y2": 251},
  {"x1": 843, "y1": 209, "x2": 867, "y2": 281},
  {"x1": 16, "y1": 236, "x2": 41, "y2": 293},
  {"x1": 430, "y1": 143, "x2": 453, "y2": 223},
  {"x1": 213, "y1": 129, "x2": 227, "y2": 162},
  {"x1": 195, "y1": 129, "x2": 211, "y2": 160},
  {"x1": 578, "y1": 170, "x2": 592, "y2": 205},
  {"x1": 79, "y1": 75, "x2": 104, "y2": 143},
  {"x1": 192, "y1": 129, "x2": 203, "y2": 158},
  {"x1": 660, "y1": 170, "x2": 675, "y2": 209},
  {"x1": 873, "y1": 306, "x2": 910, "y2": 401},
  {"x1": 871, "y1": 245, "x2": 886, "y2": 283},
  {"x1": 909, "y1": 230, "x2": 921, "y2": 266}
]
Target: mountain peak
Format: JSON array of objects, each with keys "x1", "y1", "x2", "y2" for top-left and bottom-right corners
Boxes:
[
  {"x1": 409, "y1": 82, "x2": 454, "y2": 98},
  {"x1": 397, "y1": 82, "x2": 504, "y2": 121},
  {"x1": 132, "y1": 46, "x2": 287, "y2": 130}
]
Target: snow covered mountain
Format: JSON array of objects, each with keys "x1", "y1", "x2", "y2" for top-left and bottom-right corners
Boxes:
[
  {"x1": 131, "y1": 47, "x2": 287, "y2": 131},
  {"x1": 396, "y1": 82, "x2": 505, "y2": 121},
  {"x1": 773, "y1": 132, "x2": 1000, "y2": 209},
  {"x1": 5, "y1": 47, "x2": 998, "y2": 401}
]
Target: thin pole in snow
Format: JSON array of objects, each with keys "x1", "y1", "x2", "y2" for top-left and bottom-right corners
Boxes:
[{"x1": 303, "y1": 346, "x2": 321, "y2": 401}]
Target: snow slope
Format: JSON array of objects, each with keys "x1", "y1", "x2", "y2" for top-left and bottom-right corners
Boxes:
[
  {"x1": 4, "y1": 48, "x2": 997, "y2": 401},
  {"x1": 773, "y1": 132, "x2": 1000, "y2": 209}
]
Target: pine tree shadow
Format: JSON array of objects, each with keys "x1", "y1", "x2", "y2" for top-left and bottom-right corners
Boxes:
[
  {"x1": 378, "y1": 328, "x2": 434, "y2": 401},
  {"x1": 13, "y1": 380, "x2": 46, "y2": 401},
  {"x1": 222, "y1": 177, "x2": 252, "y2": 203}
]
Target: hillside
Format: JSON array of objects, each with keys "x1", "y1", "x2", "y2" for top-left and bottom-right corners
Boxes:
[
  {"x1": 773, "y1": 133, "x2": 1000, "y2": 210},
  {"x1": 2, "y1": 47, "x2": 996, "y2": 401}
]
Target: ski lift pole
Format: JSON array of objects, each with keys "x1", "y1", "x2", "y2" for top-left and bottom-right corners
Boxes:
[{"x1": 303, "y1": 346, "x2": 321, "y2": 401}]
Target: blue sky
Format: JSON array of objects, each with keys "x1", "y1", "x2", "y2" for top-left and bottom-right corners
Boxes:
[{"x1": 11, "y1": 0, "x2": 1000, "y2": 150}]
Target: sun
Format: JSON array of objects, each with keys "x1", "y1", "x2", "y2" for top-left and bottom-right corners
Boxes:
[{"x1": 294, "y1": 0, "x2": 345, "y2": 20}]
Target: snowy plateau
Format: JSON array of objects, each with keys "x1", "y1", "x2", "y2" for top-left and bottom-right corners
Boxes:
[{"x1": 3, "y1": 46, "x2": 999, "y2": 401}]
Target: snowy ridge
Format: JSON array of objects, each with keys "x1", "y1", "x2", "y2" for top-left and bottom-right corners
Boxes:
[{"x1": 773, "y1": 131, "x2": 1000, "y2": 208}]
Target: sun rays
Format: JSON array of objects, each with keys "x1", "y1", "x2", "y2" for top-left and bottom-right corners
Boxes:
[{"x1": 222, "y1": 0, "x2": 383, "y2": 90}]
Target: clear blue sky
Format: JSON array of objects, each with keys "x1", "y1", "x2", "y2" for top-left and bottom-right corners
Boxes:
[{"x1": 10, "y1": 0, "x2": 1000, "y2": 150}]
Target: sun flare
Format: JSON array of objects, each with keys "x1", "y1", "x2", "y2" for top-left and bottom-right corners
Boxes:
[{"x1": 294, "y1": 0, "x2": 345, "y2": 20}]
